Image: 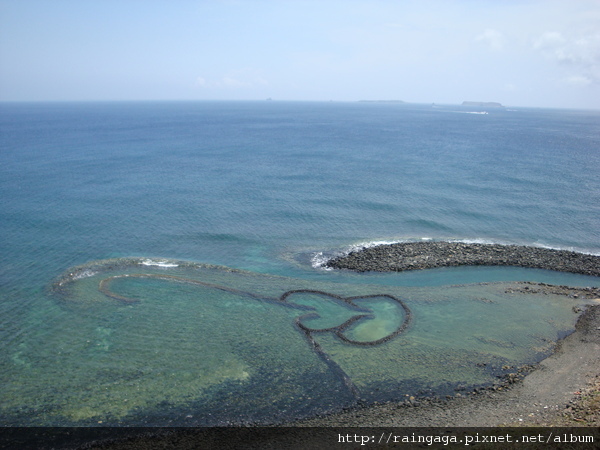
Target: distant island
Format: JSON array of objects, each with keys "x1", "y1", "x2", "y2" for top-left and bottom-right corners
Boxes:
[
  {"x1": 358, "y1": 100, "x2": 405, "y2": 103},
  {"x1": 462, "y1": 101, "x2": 504, "y2": 108}
]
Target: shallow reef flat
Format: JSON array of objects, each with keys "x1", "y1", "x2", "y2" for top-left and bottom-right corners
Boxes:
[{"x1": 3, "y1": 257, "x2": 597, "y2": 427}]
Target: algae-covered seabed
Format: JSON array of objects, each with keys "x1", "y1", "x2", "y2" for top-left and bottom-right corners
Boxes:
[{"x1": 0, "y1": 258, "x2": 592, "y2": 426}]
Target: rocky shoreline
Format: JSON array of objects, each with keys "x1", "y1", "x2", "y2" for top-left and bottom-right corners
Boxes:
[
  {"x1": 325, "y1": 241, "x2": 600, "y2": 276},
  {"x1": 308, "y1": 242, "x2": 600, "y2": 429},
  {"x1": 294, "y1": 297, "x2": 600, "y2": 428}
]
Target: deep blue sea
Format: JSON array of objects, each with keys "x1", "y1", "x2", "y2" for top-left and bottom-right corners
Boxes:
[{"x1": 1, "y1": 101, "x2": 599, "y2": 426}]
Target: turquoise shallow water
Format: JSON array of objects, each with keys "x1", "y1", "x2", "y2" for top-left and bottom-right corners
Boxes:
[
  {"x1": 2, "y1": 258, "x2": 593, "y2": 425},
  {"x1": 0, "y1": 101, "x2": 599, "y2": 425}
]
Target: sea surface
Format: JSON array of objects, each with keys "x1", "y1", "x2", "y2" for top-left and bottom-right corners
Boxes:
[{"x1": 1, "y1": 101, "x2": 599, "y2": 426}]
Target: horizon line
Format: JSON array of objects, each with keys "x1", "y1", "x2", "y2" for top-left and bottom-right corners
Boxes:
[{"x1": 0, "y1": 98, "x2": 598, "y2": 111}]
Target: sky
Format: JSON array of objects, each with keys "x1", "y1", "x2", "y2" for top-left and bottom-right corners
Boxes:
[{"x1": 0, "y1": 0, "x2": 599, "y2": 109}]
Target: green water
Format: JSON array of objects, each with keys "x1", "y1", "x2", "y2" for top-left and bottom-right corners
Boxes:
[{"x1": 0, "y1": 258, "x2": 594, "y2": 426}]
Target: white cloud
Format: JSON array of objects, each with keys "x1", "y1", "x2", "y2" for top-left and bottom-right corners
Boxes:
[
  {"x1": 533, "y1": 31, "x2": 566, "y2": 51},
  {"x1": 533, "y1": 31, "x2": 600, "y2": 85},
  {"x1": 220, "y1": 76, "x2": 250, "y2": 88},
  {"x1": 475, "y1": 29, "x2": 506, "y2": 51}
]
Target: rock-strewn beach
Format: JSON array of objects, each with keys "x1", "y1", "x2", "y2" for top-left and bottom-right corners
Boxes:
[
  {"x1": 295, "y1": 297, "x2": 600, "y2": 428},
  {"x1": 325, "y1": 241, "x2": 600, "y2": 276},
  {"x1": 313, "y1": 241, "x2": 600, "y2": 429}
]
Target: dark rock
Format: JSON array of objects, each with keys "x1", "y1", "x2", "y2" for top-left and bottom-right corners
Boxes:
[{"x1": 325, "y1": 242, "x2": 600, "y2": 277}]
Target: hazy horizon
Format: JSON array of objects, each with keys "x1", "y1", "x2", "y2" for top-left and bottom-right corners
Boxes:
[
  {"x1": 1, "y1": 0, "x2": 599, "y2": 109},
  {"x1": 2, "y1": 99, "x2": 599, "y2": 112}
]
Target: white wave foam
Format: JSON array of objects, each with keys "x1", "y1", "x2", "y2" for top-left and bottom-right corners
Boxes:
[
  {"x1": 56, "y1": 269, "x2": 98, "y2": 287},
  {"x1": 443, "y1": 238, "x2": 599, "y2": 255},
  {"x1": 140, "y1": 259, "x2": 179, "y2": 268},
  {"x1": 72, "y1": 269, "x2": 97, "y2": 280},
  {"x1": 348, "y1": 237, "x2": 439, "y2": 251},
  {"x1": 435, "y1": 238, "x2": 600, "y2": 255},
  {"x1": 348, "y1": 239, "x2": 404, "y2": 253},
  {"x1": 531, "y1": 242, "x2": 600, "y2": 256},
  {"x1": 311, "y1": 252, "x2": 333, "y2": 270},
  {"x1": 440, "y1": 110, "x2": 489, "y2": 115},
  {"x1": 448, "y1": 237, "x2": 507, "y2": 245}
]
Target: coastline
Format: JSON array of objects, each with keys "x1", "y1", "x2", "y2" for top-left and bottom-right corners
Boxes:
[
  {"x1": 292, "y1": 299, "x2": 600, "y2": 427},
  {"x1": 302, "y1": 241, "x2": 600, "y2": 427}
]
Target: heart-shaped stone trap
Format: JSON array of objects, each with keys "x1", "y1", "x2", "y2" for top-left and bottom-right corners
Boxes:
[{"x1": 282, "y1": 290, "x2": 411, "y2": 346}]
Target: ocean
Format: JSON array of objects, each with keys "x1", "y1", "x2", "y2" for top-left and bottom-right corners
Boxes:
[{"x1": 1, "y1": 101, "x2": 599, "y2": 425}]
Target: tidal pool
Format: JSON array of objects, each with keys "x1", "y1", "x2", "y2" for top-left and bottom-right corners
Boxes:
[{"x1": 0, "y1": 258, "x2": 594, "y2": 426}]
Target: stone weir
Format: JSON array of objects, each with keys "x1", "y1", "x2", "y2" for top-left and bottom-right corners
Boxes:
[{"x1": 325, "y1": 242, "x2": 600, "y2": 277}]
